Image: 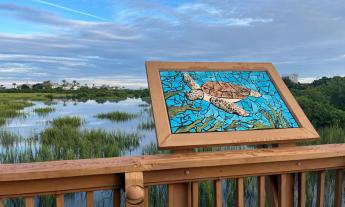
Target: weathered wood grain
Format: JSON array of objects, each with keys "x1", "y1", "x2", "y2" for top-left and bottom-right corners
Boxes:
[{"x1": 0, "y1": 144, "x2": 344, "y2": 182}]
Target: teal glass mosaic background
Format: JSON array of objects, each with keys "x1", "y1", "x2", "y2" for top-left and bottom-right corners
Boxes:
[{"x1": 160, "y1": 70, "x2": 299, "y2": 134}]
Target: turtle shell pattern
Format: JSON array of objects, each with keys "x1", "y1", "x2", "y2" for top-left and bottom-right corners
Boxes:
[{"x1": 201, "y1": 82, "x2": 251, "y2": 99}]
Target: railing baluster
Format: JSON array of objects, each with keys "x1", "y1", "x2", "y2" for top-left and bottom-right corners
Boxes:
[
  {"x1": 86, "y1": 191, "x2": 94, "y2": 207},
  {"x1": 335, "y1": 169, "x2": 344, "y2": 207},
  {"x1": 236, "y1": 178, "x2": 244, "y2": 207},
  {"x1": 279, "y1": 174, "x2": 294, "y2": 207},
  {"x1": 143, "y1": 187, "x2": 149, "y2": 207},
  {"x1": 56, "y1": 194, "x2": 64, "y2": 207},
  {"x1": 258, "y1": 176, "x2": 265, "y2": 207},
  {"x1": 168, "y1": 183, "x2": 189, "y2": 207},
  {"x1": 25, "y1": 196, "x2": 34, "y2": 207},
  {"x1": 113, "y1": 189, "x2": 121, "y2": 207},
  {"x1": 192, "y1": 182, "x2": 199, "y2": 207},
  {"x1": 298, "y1": 172, "x2": 306, "y2": 207},
  {"x1": 0, "y1": 199, "x2": 3, "y2": 207},
  {"x1": 214, "y1": 180, "x2": 222, "y2": 207},
  {"x1": 316, "y1": 171, "x2": 325, "y2": 207}
]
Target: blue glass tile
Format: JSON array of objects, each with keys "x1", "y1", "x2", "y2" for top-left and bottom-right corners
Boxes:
[{"x1": 160, "y1": 70, "x2": 299, "y2": 134}]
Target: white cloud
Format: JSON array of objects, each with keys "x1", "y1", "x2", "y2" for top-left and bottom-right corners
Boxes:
[
  {"x1": 0, "y1": 63, "x2": 35, "y2": 73},
  {"x1": 207, "y1": 17, "x2": 273, "y2": 26},
  {"x1": 177, "y1": 3, "x2": 221, "y2": 15}
]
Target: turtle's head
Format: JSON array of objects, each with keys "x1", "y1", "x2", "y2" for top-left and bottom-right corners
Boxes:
[
  {"x1": 186, "y1": 89, "x2": 203, "y2": 101},
  {"x1": 250, "y1": 90, "x2": 262, "y2": 98}
]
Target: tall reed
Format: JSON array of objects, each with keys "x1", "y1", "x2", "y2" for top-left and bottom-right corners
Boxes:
[{"x1": 96, "y1": 111, "x2": 137, "y2": 122}]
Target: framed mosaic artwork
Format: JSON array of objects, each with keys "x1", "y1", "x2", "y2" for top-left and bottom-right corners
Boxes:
[{"x1": 146, "y1": 62, "x2": 319, "y2": 149}]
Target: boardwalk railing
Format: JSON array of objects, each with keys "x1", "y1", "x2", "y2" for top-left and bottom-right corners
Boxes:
[{"x1": 0, "y1": 144, "x2": 345, "y2": 207}]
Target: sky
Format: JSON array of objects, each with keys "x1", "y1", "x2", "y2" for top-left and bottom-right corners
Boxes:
[{"x1": 0, "y1": 0, "x2": 344, "y2": 88}]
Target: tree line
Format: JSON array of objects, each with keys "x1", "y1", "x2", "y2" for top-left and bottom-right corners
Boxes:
[{"x1": 283, "y1": 76, "x2": 345, "y2": 129}]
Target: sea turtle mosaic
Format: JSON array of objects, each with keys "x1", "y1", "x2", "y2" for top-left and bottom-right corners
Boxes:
[
  {"x1": 183, "y1": 73, "x2": 261, "y2": 116},
  {"x1": 159, "y1": 71, "x2": 299, "y2": 133}
]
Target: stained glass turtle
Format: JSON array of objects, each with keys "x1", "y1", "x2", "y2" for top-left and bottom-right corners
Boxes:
[{"x1": 183, "y1": 73, "x2": 262, "y2": 116}]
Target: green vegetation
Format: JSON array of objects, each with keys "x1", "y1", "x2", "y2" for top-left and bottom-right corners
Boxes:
[
  {"x1": 50, "y1": 116, "x2": 84, "y2": 128},
  {"x1": 0, "y1": 83, "x2": 150, "y2": 102},
  {"x1": 282, "y1": 76, "x2": 345, "y2": 146},
  {"x1": 285, "y1": 76, "x2": 345, "y2": 129},
  {"x1": 168, "y1": 105, "x2": 201, "y2": 117},
  {"x1": 39, "y1": 117, "x2": 141, "y2": 160},
  {"x1": 0, "y1": 100, "x2": 33, "y2": 126},
  {"x1": 34, "y1": 107, "x2": 55, "y2": 116},
  {"x1": 0, "y1": 131, "x2": 22, "y2": 147},
  {"x1": 0, "y1": 93, "x2": 70, "y2": 101},
  {"x1": 96, "y1": 111, "x2": 137, "y2": 122},
  {"x1": 0, "y1": 116, "x2": 141, "y2": 164}
]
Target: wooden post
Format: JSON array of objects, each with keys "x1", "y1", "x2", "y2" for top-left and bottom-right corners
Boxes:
[
  {"x1": 143, "y1": 187, "x2": 149, "y2": 207},
  {"x1": 168, "y1": 183, "x2": 189, "y2": 207},
  {"x1": 214, "y1": 179, "x2": 222, "y2": 207},
  {"x1": 265, "y1": 143, "x2": 295, "y2": 207},
  {"x1": 191, "y1": 182, "x2": 199, "y2": 207},
  {"x1": 125, "y1": 172, "x2": 145, "y2": 207},
  {"x1": 56, "y1": 194, "x2": 64, "y2": 207},
  {"x1": 258, "y1": 176, "x2": 266, "y2": 207},
  {"x1": 86, "y1": 191, "x2": 94, "y2": 207},
  {"x1": 168, "y1": 149, "x2": 194, "y2": 207},
  {"x1": 298, "y1": 172, "x2": 306, "y2": 207},
  {"x1": 25, "y1": 196, "x2": 35, "y2": 207},
  {"x1": 236, "y1": 178, "x2": 244, "y2": 207},
  {"x1": 278, "y1": 143, "x2": 295, "y2": 207},
  {"x1": 279, "y1": 174, "x2": 294, "y2": 207}
]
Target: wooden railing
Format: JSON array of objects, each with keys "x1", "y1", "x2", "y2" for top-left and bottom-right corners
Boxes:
[{"x1": 0, "y1": 144, "x2": 345, "y2": 207}]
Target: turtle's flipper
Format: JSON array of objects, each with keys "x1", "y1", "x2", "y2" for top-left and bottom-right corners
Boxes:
[
  {"x1": 210, "y1": 97, "x2": 249, "y2": 116},
  {"x1": 183, "y1": 73, "x2": 201, "y2": 90},
  {"x1": 250, "y1": 90, "x2": 262, "y2": 98}
]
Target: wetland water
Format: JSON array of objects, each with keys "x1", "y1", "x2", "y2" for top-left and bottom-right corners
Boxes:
[{"x1": 1, "y1": 98, "x2": 155, "y2": 156}]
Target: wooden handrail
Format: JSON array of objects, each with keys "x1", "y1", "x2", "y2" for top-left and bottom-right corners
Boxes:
[
  {"x1": 1, "y1": 144, "x2": 345, "y2": 182},
  {"x1": 0, "y1": 144, "x2": 345, "y2": 206}
]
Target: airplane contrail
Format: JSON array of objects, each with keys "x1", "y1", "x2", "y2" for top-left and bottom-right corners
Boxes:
[{"x1": 34, "y1": 0, "x2": 109, "y2": 21}]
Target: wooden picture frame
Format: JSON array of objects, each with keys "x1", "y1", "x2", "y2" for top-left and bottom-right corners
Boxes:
[{"x1": 146, "y1": 61, "x2": 319, "y2": 149}]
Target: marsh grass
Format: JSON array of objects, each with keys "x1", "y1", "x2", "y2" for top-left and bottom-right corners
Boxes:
[
  {"x1": 300, "y1": 124, "x2": 345, "y2": 146},
  {"x1": 50, "y1": 116, "x2": 84, "y2": 128},
  {"x1": 1, "y1": 115, "x2": 141, "y2": 164},
  {"x1": 0, "y1": 101, "x2": 33, "y2": 126},
  {"x1": 138, "y1": 119, "x2": 155, "y2": 130},
  {"x1": 34, "y1": 107, "x2": 55, "y2": 116},
  {"x1": 0, "y1": 118, "x2": 5, "y2": 126},
  {"x1": 0, "y1": 93, "x2": 69, "y2": 101},
  {"x1": 96, "y1": 111, "x2": 137, "y2": 122},
  {"x1": 0, "y1": 131, "x2": 22, "y2": 147}
]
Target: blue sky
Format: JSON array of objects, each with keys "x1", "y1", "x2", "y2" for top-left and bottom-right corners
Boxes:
[{"x1": 0, "y1": 0, "x2": 345, "y2": 88}]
